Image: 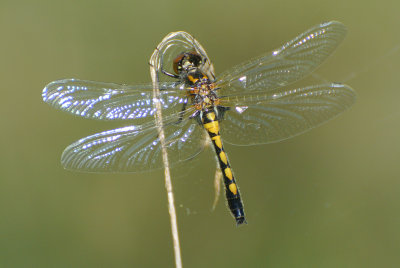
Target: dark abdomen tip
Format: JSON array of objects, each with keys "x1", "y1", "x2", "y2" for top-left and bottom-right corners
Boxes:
[{"x1": 236, "y1": 216, "x2": 247, "y2": 225}]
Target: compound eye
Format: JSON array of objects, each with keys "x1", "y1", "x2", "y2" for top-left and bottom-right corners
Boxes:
[
  {"x1": 188, "y1": 51, "x2": 202, "y2": 67},
  {"x1": 172, "y1": 51, "x2": 203, "y2": 74},
  {"x1": 173, "y1": 53, "x2": 185, "y2": 74}
]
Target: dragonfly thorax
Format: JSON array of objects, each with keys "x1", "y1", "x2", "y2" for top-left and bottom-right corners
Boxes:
[
  {"x1": 187, "y1": 72, "x2": 220, "y2": 111},
  {"x1": 172, "y1": 50, "x2": 221, "y2": 114}
]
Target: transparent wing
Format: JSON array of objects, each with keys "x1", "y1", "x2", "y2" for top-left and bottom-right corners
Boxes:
[
  {"x1": 42, "y1": 79, "x2": 188, "y2": 121},
  {"x1": 61, "y1": 108, "x2": 207, "y2": 172},
  {"x1": 217, "y1": 21, "x2": 347, "y2": 94},
  {"x1": 218, "y1": 83, "x2": 356, "y2": 145}
]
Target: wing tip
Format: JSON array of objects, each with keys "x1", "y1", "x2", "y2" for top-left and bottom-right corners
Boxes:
[
  {"x1": 320, "y1": 20, "x2": 347, "y2": 36},
  {"x1": 320, "y1": 20, "x2": 344, "y2": 27},
  {"x1": 326, "y1": 83, "x2": 357, "y2": 109},
  {"x1": 42, "y1": 78, "x2": 78, "y2": 103},
  {"x1": 331, "y1": 82, "x2": 357, "y2": 97}
]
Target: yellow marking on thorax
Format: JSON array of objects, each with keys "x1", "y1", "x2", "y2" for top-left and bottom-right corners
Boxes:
[
  {"x1": 219, "y1": 151, "x2": 228, "y2": 165},
  {"x1": 224, "y1": 167, "x2": 233, "y2": 180},
  {"x1": 188, "y1": 75, "x2": 198, "y2": 84},
  {"x1": 204, "y1": 121, "x2": 219, "y2": 135},
  {"x1": 229, "y1": 183, "x2": 238, "y2": 195},
  {"x1": 212, "y1": 135, "x2": 222, "y2": 149}
]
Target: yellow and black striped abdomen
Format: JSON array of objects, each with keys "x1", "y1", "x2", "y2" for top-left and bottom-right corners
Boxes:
[{"x1": 202, "y1": 110, "x2": 246, "y2": 225}]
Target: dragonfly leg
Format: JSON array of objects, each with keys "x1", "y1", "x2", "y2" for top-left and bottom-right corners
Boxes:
[
  {"x1": 173, "y1": 102, "x2": 188, "y2": 125},
  {"x1": 216, "y1": 106, "x2": 230, "y2": 121},
  {"x1": 161, "y1": 69, "x2": 179, "y2": 79},
  {"x1": 160, "y1": 50, "x2": 180, "y2": 79}
]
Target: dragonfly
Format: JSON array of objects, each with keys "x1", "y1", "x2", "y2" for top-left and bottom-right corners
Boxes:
[{"x1": 42, "y1": 21, "x2": 356, "y2": 225}]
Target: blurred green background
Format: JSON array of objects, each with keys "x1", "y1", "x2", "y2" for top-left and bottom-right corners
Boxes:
[{"x1": 2, "y1": 0, "x2": 400, "y2": 267}]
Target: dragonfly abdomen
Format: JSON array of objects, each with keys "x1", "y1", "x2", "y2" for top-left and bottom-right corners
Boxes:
[{"x1": 201, "y1": 109, "x2": 246, "y2": 225}]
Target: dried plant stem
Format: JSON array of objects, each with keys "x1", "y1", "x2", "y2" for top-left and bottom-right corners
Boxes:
[{"x1": 150, "y1": 53, "x2": 182, "y2": 268}]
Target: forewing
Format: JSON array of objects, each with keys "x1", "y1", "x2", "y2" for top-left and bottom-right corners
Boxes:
[
  {"x1": 42, "y1": 79, "x2": 187, "y2": 121},
  {"x1": 217, "y1": 21, "x2": 347, "y2": 94},
  {"x1": 219, "y1": 83, "x2": 355, "y2": 145},
  {"x1": 61, "y1": 110, "x2": 206, "y2": 172}
]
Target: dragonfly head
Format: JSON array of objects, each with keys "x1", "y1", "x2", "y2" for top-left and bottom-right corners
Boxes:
[{"x1": 173, "y1": 51, "x2": 202, "y2": 75}]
